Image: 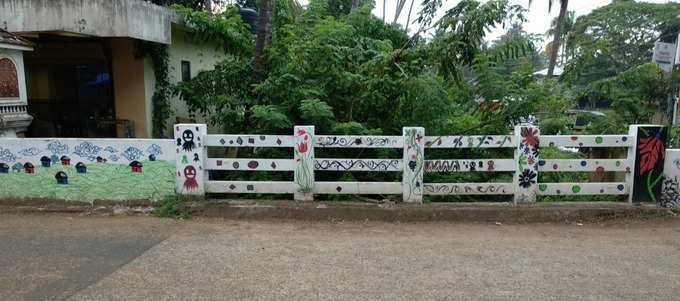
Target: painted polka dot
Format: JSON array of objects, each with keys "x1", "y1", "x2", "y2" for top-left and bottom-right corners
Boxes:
[
  {"x1": 615, "y1": 161, "x2": 621, "y2": 167},
  {"x1": 556, "y1": 189, "x2": 561, "y2": 194},
  {"x1": 553, "y1": 164, "x2": 559, "y2": 170},
  {"x1": 595, "y1": 136, "x2": 603, "y2": 144},
  {"x1": 580, "y1": 161, "x2": 587, "y2": 167},
  {"x1": 622, "y1": 136, "x2": 628, "y2": 142},
  {"x1": 617, "y1": 184, "x2": 625, "y2": 191},
  {"x1": 572, "y1": 185, "x2": 581, "y2": 193},
  {"x1": 538, "y1": 160, "x2": 546, "y2": 166},
  {"x1": 600, "y1": 189, "x2": 604, "y2": 193}
]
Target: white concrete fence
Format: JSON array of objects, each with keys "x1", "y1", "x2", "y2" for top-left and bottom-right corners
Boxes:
[{"x1": 174, "y1": 124, "x2": 668, "y2": 204}]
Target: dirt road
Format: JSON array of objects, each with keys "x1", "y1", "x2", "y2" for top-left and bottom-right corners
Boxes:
[{"x1": 1, "y1": 214, "x2": 679, "y2": 300}]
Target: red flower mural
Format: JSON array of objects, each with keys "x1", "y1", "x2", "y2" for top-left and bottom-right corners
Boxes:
[
  {"x1": 638, "y1": 134, "x2": 665, "y2": 176},
  {"x1": 297, "y1": 141, "x2": 308, "y2": 153},
  {"x1": 296, "y1": 130, "x2": 309, "y2": 153},
  {"x1": 521, "y1": 127, "x2": 539, "y2": 147}
]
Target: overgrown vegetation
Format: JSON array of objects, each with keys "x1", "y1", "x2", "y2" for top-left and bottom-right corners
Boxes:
[
  {"x1": 160, "y1": 0, "x2": 680, "y2": 202},
  {"x1": 135, "y1": 41, "x2": 172, "y2": 138}
]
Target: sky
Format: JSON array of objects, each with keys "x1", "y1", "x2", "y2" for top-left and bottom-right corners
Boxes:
[{"x1": 297, "y1": 0, "x2": 677, "y2": 47}]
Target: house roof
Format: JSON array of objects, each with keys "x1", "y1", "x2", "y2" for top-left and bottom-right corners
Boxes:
[
  {"x1": 0, "y1": 0, "x2": 176, "y2": 44},
  {"x1": 0, "y1": 29, "x2": 34, "y2": 50}
]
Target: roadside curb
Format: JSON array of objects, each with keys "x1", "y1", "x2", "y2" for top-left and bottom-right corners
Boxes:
[
  {"x1": 185, "y1": 200, "x2": 673, "y2": 223},
  {"x1": 0, "y1": 199, "x2": 674, "y2": 223}
]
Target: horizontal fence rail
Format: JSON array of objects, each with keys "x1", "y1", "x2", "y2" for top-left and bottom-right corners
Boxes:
[
  {"x1": 173, "y1": 124, "x2": 668, "y2": 204},
  {"x1": 541, "y1": 135, "x2": 634, "y2": 148},
  {"x1": 424, "y1": 135, "x2": 516, "y2": 148},
  {"x1": 205, "y1": 135, "x2": 294, "y2": 147},
  {"x1": 314, "y1": 136, "x2": 403, "y2": 148}
]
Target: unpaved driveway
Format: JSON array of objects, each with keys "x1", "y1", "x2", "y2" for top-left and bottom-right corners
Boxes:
[{"x1": 1, "y1": 213, "x2": 679, "y2": 301}]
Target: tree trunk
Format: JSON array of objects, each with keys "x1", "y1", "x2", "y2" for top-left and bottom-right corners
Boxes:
[
  {"x1": 404, "y1": 0, "x2": 415, "y2": 32},
  {"x1": 547, "y1": 0, "x2": 568, "y2": 77},
  {"x1": 252, "y1": 0, "x2": 273, "y2": 83},
  {"x1": 246, "y1": 0, "x2": 274, "y2": 133},
  {"x1": 393, "y1": 0, "x2": 407, "y2": 24}
]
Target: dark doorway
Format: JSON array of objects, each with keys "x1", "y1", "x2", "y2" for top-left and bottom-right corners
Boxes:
[{"x1": 24, "y1": 36, "x2": 117, "y2": 138}]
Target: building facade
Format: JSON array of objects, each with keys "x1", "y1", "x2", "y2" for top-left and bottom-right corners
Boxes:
[
  {"x1": 0, "y1": 0, "x2": 227, "y2": 138},
  {"x1": 0, "y1": 30, "x2": 33, "y2": 137}
]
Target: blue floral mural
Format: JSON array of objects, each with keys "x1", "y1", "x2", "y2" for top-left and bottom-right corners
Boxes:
[
  {"x1": 47, "y1": 141, "x2": 69, "y2": 155},
  {"x1": 18, "y1": 147, "x2": 40, "y2": 157},
  {"x1": 146, "y1": 144, "x2": 163, "y2": 156},
  {"x1": 0, "y1": 148, "x2": 17, "y2": 163},
  {"x1": 104, "y1": 146, "x2": 118, "y2": 153},
  {"x1": 122, "y1": 147, "x2": 143, "y2": 161},
  {"x1": 74, "y1": 142, "x2": 102, "y2": 161}
]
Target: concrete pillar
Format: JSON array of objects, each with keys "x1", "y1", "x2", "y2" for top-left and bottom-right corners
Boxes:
[
  {"x1": 174, "y1": 123, "x2": 207, "y2": 197},
  {"x1": 629, "y1": 125, "x2": 667, "y2": 203},
  {"x1": 513, "y1": 124, "x2": 540, "y2": 203},
  {"x1": 294, "y1": 126, "x2": 314, "y2": 201},
  {"x1": 403, "y1": 127, "x2": 425, "y2": 203}
]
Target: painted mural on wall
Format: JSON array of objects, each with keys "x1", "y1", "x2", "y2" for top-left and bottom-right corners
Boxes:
[
  {"x1": 0, "y1": 138, "x2": 175, "y2": 201},
  {"x1": 661, "y1": 149, "x2": 680, "y2": 208},
  {"x1": 632, "y1": 126, "x2": 667, "y2": 203}
]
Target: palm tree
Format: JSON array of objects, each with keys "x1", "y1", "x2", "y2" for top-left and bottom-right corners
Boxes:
[
  {"x1": 546, "y1": 11, "x2": 575, "y2": 66},
  {"x1": 530, "y1": 0, "x2": 569, "y2": 77}
]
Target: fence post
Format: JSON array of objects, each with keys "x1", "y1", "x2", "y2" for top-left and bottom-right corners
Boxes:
[
  {"x1": 174, "y1": 124, "x2": 207, "y2": 197},
  {"x1": 513, "y1": 124, "x2": 540, "y2": 203},
  {"x1": 628, "y1": 125, "x2": 668, "y2": 203},
  {"x1": 294, "y1": 126, "x2": 315, "y2": 201},
  {"x1": 403, "y1": 127, "x2": 425, "y2": 203}
]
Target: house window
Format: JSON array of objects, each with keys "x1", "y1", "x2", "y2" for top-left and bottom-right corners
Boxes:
[
  {"x1": 181, "y1": 60, "x2": 191, "y2": 82},
  {"x1": 0, "y1": 58, "x2": 19, "y2": 99}
]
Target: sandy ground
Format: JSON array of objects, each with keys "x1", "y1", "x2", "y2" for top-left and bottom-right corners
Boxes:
[{"x1": 1, "y1": 213, "x2": 679, "y2": 301}]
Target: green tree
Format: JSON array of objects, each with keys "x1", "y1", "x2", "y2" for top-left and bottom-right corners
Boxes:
[
  {"x1": 587, "y1": 63, "x2": 672, "y2": 133},
  {"x1": 565, "y1": 0, "x2": 680, "y2": 85}
]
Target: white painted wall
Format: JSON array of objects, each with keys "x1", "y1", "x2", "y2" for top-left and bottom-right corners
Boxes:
[
  {"x1": 144, "y1": 26, "x2": 227, "y2": 137},
  {"x1": 0, "y1": 48, "x2": 28, "y2": 105}
]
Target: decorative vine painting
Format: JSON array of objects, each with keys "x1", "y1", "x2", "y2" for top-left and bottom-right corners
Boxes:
[
  {"x1": 293, "y1": 126, "x2": 314, "y2": 200},
  {"x1": 314, "y1": 159, "x2": 400, "y2": 171},
  {"x1": 423, "y1": 183, "x2": 511, "y2": 195},
  {"x1": 294, "y1": 126, "x2": 315, "y2": 200},
  {"x1": 513, "y1": 125, "x2": 539, "y2": 203},
  {"x1": 402, "y1": 127, "x2": 424, "y2": 203},
  {"x1": 0, "y1": 138, "x2": 175, "y2": 201},
  {"x1": 632, "y1": 126, "x2": 667, "y2": 203},
  {"x1": 315, "y1": 136, "x2": 401, "y2": 148}
]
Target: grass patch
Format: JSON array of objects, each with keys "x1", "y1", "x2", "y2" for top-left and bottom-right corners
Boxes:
[{"x1": 153, "y1": 195, "x2": 191, "y2": 219}]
